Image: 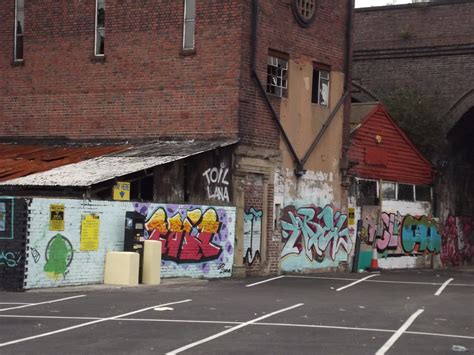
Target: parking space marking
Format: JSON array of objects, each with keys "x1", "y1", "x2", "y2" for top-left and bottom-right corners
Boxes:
[
  {"x1": 336, "y1": 274, "x2": 379, "y2": 291},
  {"x1": 246, "y1": 275, "x2": 285, "y2": 287},
  {"x1": 0, "y1": 295, "x2": 86, "y2": 312},
  {"x1": 165, "y1": 303, "x2": 304, "y2": 354},
  {"x1": 0, "y1": 299, "x2": 192, "y2": 348},
  {"x1": 0, "y1": 303, "x2": 32, "y2": 305},
  {"x1": 434, "y1": 278, "x2": 454, "y2": 296},
  {"x1": 2, "y1": 313, "x2": 473, "y2": 341},
  {"x1": 375, "y1": 309, "x2": 424, "y2": 355}
]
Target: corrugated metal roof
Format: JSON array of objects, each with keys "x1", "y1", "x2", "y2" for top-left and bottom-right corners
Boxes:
[
  {"x1": 0, "y1": 143, "x2": 128, "y2": 182},
  {"x1": 0, "y1": 139, "x2": 238, "y2": 187}
]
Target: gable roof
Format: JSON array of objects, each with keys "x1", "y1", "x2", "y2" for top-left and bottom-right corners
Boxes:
[{"x1": 348, "y1": 102, "x2": 434, "y2": 185}]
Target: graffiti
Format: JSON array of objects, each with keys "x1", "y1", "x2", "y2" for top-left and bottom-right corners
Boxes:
[
  {"x1": 442, "y1": 215, "x2": 474, "y2": 266},
  {"x1": 44, "y1": 234, "x2": 74, "y2": 280},
  {"x1": 281, "y1": 205, "x2": 353, "y2": 262},
  {"x1": 243, "y1": 208, "x2": 263, "y2": 265},
  {"x1": 145, "y1": 207, "x2": 224, "y2": 263},
  {"x1": 0, "y1": 202, "x2": 6, "y2": 232},
  {"x1": 202, "y1": 166, "x2": 230, "y2": 202},
  {"x1": 31, "y1": 247, "x2": 41, "y2": 263},
  {"x1": 0, "y1": 250, "x2": 22, "y2": 268},
  {"x1": 401, "y1": 215, "x2": 441, "y2": 253}
]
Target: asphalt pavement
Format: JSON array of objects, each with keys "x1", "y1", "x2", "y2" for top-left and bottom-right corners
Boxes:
[{"x1": 0, "y1": 269, "x2": 473, "y2": 354}]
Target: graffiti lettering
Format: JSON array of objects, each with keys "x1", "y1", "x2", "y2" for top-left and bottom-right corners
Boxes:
[
  {"x1": 145, "y1": 207, "x2": 223, "y2": 263},
  {"x1": 281, "y1": 205, "x2": 353, "y2": 262},
  {"x1": 0, "y1": 250, "x2": 22, "y2": 268},
  {"x1": 203, "y1": 167, "x2": 230, "y2": 202},
  {"x1": 243, "y1": 207, "x2": 263, "y2": 265}
]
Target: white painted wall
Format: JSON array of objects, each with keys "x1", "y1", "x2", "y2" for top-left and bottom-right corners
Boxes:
[{"x1": 25, "y1": 198, "x2": 235, "y2": 289}]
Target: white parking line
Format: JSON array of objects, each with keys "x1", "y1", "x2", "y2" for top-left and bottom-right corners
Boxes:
[
  {"x1": 0, "y1": 295, "x2": 86, "y2": 312},
  {"x1": 375, "y1": 309, "x2": 424, "y2": 355},
  {"x1": 0, "y1": 299, "x2": 192, "y2": 348},
  {"x1": 1, "y1": 313, "x2": 473, "y2": 341},
  {"x1": 434, "y1": 278, "x2": 454, "y2": 296},
  {"x1": 165, "y1": 303, "x2": 304, "y2": 354},
  {"x1": 336, "y1": 274, "x2": 379, "y2": 291},
  {"x1": 245, "y1": 276, "x2": 285, "y2": 287},
  {"x1": 0, "y1": 303, "x2": 32, "y2": 305}
]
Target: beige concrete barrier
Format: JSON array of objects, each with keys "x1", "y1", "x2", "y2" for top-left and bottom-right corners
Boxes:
[
  {"x1": 142, "y1": 240, "x2": 162, "y2": 285},
  {"x1": 104, "y1": 252, "x2": 139, "y2": 286}
]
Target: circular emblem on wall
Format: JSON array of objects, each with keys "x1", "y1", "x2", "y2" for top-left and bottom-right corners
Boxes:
[{"x1": 292, "y1": 0, "x2": 317, "y2": 28}]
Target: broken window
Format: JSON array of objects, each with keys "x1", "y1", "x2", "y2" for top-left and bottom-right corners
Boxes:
[
  {"x1": 398, "y1": 183, "x2": 415, "y2": 201},
  {"x1": 267, "y1": 53, "x2": 288, "y2": 97},
  {"x1": 312, "y1": 67, "x2": 330, "y2": 106},
  {"x1": 415, "y1": 185, "x2": 432, "y2": 202},
  {"x1": 14, "y1": 0, "x2": 24, "y2": 61},
  {"x1": 381, "y1": 182, "x2": 396, "y2": 200},
  {"x1": 95, "y1": 0, "x2": 105, "y2": 56},
  {"x1": 183, "y1": 0, "x2": 196, "y2": 50},
  {"x1": 357, "y1": 179, "x2": 379, "y2": 205}
]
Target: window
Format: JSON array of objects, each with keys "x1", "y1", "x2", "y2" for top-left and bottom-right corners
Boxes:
[
  {"x1": 381, "y1": 182, "x2": 396, "y2": 200},
  {"x1": 312, "y1": 67, "x2": 330, "y2": 106},
  {"x1": 398, "y1": 184, "x2": 415, "y2": 201},
  {"x1": 357, "y1": 179, "x2": 379, "y2": 205},
  {"x1": 95, "y1": 0, "x2": 105, "y2": 56},
  {"x1": 183, "y1": 0, "x2": 196, "y2": 50},
  {"x1": 267, "y1": 54, "x2": 288, "y2": 97},
  {"x1": 14, "y1": 0, "x2": 24, "y2": 61},
  {"x1": 415, "y1": 185, "x2": 432, "y2": 202}
]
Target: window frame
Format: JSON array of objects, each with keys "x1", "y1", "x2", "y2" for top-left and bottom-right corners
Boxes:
[
  {"x1": 14, "y1": 0, "x2": 24, "y2": 62},
  {"x1": 182, "y1": 0, "x2": 196, "y2": 51},
  {"x1": 312, "y1": 64, "x2": 330, "y2": 107},
  {"x1": 94, "y1": 0, "x2": 105, "y2": 57},
  {"x1": 266, "y1": 50, "x2": 289, "y2": 98}
]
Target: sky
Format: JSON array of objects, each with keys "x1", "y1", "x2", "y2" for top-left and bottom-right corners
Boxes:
[{"x1": 355, "y1": 0, "x2": 413, "y2": 8}]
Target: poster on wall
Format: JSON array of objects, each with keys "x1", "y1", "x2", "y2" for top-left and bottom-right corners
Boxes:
[
  {"x1": 0, "y1": 202, "x2": 6, "y2": 232},
  {"x1": 113, "y1": 181, "x2": 131, "y2": 201},
  {"x1": 348, "y1": 208, "x2": 355, "y2": 226},
  {"x1": 80, "y1": 214, "x2": 100, "y2": 251},
  {"x1": 49, "y1": 204, "x2": 65, "y2": 231}
]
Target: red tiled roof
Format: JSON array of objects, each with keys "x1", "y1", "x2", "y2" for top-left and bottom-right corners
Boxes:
[{"x1": 0, "y1": 143, "x2": 129, "y2": 182}]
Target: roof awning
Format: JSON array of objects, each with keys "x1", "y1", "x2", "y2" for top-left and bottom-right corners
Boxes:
[{"x1": 0, "y1": 139, "x2": 238, "y2": 188}]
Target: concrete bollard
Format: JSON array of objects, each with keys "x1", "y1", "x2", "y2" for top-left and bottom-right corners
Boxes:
[
  {"x1": 104, "y1": 252, "x2": 139, "y2": 286},
  {"x1": 142, "y1": 240, "x2": 162, "y2": 285}
]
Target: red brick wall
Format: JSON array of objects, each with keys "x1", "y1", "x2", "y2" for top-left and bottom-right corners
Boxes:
[
  {"x1": 239, "y1": 0, "x2": 349, "y2": 149},
  {"x1": 0, "y1": 0, "x2": 242, "y2": 140}
]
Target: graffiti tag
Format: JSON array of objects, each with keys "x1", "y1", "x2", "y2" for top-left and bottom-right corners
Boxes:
[
  {"x1": 281, "y1": 205, "x2": 353, "y2": 262},
  {"x1": 203, "y1": 167, "x2": 230, "y2": 202},
  {"x1": 243, "y1": 207, "x2": 263, "y2": 265},
  {"x1": 145, "y1": 207, "x2": 223, "y2": 263},
  {"x1": 0, "y1": 250, "x2": 22, "y2": 268}
]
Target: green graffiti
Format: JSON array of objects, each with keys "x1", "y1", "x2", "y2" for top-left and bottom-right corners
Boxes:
[{"x1": 44, "y1": 234, "x2": 73, "y2": 280}]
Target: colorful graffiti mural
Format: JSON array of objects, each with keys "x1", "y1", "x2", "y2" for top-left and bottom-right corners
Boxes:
[
  {"x1": 442, "y1": 215, "x2": 474, "y2": 266},
  {"x1": 43, "y1": 234, "x2": 74, "y2": 280},
  {"x1": 362, "y1": 212, "x2": 441, "y2": 255},
  {"x1": 243, "y1": 207, "x2": 263, "y2": 265},
  {"x1": 145, "y1": 207, "x2": 223, "y2": 263},
  {"x1": 281, "y1": 205, "x2": 353, "y2": 270}
]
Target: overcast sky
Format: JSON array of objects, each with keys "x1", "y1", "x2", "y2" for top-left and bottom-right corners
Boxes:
[{"x1": 355, "y1": 0, "x2": 412, "y2": 8}]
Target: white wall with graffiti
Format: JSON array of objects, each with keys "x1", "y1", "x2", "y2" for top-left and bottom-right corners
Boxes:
[
  {"x1": 24, "y1": 198, "x2": 235, "y2": 289},
  {"x1": 357, "y1": 200, "x2": 441, "y2": 270},
  {"x1": 275, "y1": 169, "x2": 354, "y2": 272}
]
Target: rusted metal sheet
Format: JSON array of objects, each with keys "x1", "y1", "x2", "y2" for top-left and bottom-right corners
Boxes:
[
  {"x1": 348, "y1": 103, "x2": 434, "y2": 185},
  {"x1": 0, "y1": 144, "x2": 128, "y2": 182}
]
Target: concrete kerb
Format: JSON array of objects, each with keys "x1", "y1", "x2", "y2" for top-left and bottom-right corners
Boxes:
[{"x1": 23, "y1": 278, "x2": 209, "y2": 294}]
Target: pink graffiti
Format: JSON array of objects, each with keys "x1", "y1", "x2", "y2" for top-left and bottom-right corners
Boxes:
[{"x1": 442, "y1": 215, "x2": 474, "y2": 266}]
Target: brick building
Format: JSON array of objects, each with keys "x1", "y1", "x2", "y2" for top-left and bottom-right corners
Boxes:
[
  {"x1": 0, "y1": 0, "x2": 353, "y2": 288},
  {"x1": 352, "y1": 0, "x2": 474, "y2": 266}
]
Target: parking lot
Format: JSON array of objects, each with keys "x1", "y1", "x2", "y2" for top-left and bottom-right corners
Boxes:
[{"x1": 0, "y1": 269, "x2": 473, "y2": 354}]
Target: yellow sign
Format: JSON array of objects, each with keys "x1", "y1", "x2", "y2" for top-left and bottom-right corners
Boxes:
[
  {"x1": 113, "y1": 181, "x2": 131, "y2": 201},
  {"x1": 348, "y1": 208, "x2": 355, "y2": 226},
  {"x1": 49, "y1": 204, "x2": 65, "y2": 231},
  {"x1": 80, "y1": 214, "x2": 100, "y2": 251}
]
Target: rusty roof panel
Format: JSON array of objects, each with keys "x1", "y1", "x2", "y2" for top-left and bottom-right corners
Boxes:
[{"x1": 0, "y1": 144, "x2": 129, "y2": 182}]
